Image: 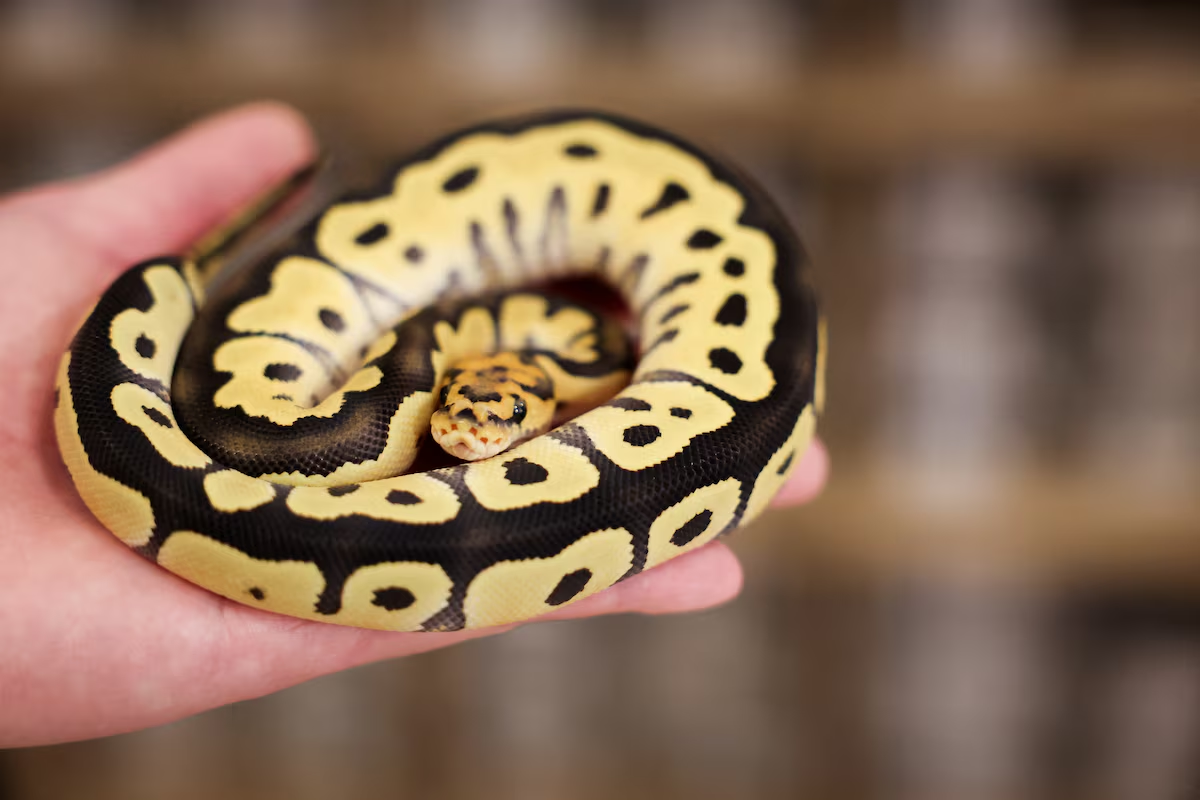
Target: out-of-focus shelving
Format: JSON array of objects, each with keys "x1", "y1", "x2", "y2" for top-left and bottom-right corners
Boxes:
[
  {"x1": 753, "y1": 466, "x2": 1200, "y2": 588},
  {"x1": 2, "y1": 46, "x2": 1199, "y2": 169}
]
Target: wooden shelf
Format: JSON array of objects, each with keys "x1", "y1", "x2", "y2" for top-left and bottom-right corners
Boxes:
[
  {"x1": 3, "y1": 42, "x2": 1199, "y2": 168},
  {"x1": 743, "y1": 462, "x2": 1200, "y2": 591}
]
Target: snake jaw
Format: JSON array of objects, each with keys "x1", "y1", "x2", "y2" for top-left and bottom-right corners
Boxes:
[{"x1": 434, "y1": 428, "x2": 506, "y2": 461}]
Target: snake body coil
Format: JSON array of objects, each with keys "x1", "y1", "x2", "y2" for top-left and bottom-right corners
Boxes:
[{"x1": 55, "y1": 111, "x2": 824, "y2": 631}]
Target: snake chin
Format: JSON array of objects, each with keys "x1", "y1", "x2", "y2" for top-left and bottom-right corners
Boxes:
[{"x1": 433, "y1": 428, "x2": 509, "y2": 462}]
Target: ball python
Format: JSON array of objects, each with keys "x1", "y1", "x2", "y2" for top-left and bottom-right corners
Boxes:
[{"x1": 54, "y1": 110, "x2": 824, "y2": 631}]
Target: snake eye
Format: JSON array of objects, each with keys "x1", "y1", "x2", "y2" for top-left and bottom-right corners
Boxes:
[
  {"x1": 510, "y1": 395, "x2": 527, "y2": 425},
  {"x1": 438, "y1": 384, "x2": 451, "y2": 405}
]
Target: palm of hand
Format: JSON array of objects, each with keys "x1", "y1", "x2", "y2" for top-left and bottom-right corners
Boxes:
[{"x1": 0, "y1": 104, "x2": 827, "y2": 746}]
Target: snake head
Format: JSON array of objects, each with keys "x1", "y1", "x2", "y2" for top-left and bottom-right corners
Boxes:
[{"x1": 431, "y1": 352, "x2": 556, "y2": 461}]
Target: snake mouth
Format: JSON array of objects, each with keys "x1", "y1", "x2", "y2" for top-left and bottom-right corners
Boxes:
[{"x1": 433, "y1": 429, "x2": 506, "y2": 461}]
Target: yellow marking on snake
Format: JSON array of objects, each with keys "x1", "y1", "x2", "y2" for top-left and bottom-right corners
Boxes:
[
  {"x1": 645, "y1": 478, "x2": 742, "y2": 569},
  {"x1": 110, "y1": 383, "x2": 211, "y2": 470},
  {"x1": 212, "y1": 338, "x2": 383, "y2": 425},
  {"x1": 108, "y1": 264, "x2": 193, "y2": 386},
  {"x1": 463, "y1": 528, "x2": 634, "y2": 628},
  {"x1": 203, "y1": 470, "x2": 276, "y2": 513},
  {"x1": 497, "y1": 294, "x2": 600, "y2": 364},
  {"x1": 287, "y1": 474, "x2": 460, "y2": 524},
  {"x1": 54, "y1": 355, "x2": 156, "y2": 547},
  {"x1": 338, "y1": 562, "x2": 454, "y2": 631},
  {"x1": 158, "y1": 531, "x2": 326, "y2": 618},
  {"x1": 459, "y1": 436, "x2": 600, "y2": 511},
  {"x1": 575, "y1": 381, "x2": 735, "y2": 471},
  {"x1": 226, "y1": 257, "x2": 374, "y2": 368},
  {"x1": 743, "y1": 406, "x2": 818, "y2": 527}
]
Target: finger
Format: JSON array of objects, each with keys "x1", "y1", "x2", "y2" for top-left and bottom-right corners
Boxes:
[
  {"x1": 771, "y1": 437, "x2": 829, "y2": 508},
  {"x1": 32, "y1": 101, "x2": 316, "y2": 269}
]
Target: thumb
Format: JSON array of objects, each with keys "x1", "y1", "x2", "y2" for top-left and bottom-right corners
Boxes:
[{"x1": 28, "y1": 101, "x2": 317, "y2": 272}]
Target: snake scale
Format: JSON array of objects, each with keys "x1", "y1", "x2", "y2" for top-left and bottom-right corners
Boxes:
[{"x1": 54, "y1": 111, "x2": 824, "y2": 631}]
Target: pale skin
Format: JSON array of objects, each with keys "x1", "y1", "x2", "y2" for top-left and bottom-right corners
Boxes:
[{"x1": 0, "y1": 103, "x2": 829, "y2": 747}]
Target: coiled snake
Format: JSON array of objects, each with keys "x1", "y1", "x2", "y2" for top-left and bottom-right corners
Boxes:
[{"x1": 54, "y1": 111, "x2": 824, "y2": 631}]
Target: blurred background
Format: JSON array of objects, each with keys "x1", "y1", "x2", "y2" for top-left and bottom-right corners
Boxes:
[{"x1": 2, "y1": 0, "x2": 1199, "y2": 798}]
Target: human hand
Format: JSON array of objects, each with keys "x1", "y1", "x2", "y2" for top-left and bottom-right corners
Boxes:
[{"x1": 0, "y1": 104, "x2": 829, "y2": 746}]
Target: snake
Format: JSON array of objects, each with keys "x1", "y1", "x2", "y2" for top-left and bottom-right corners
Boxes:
[{"x1": 54, "y1": 110, "x2": 824, "y2": 631}]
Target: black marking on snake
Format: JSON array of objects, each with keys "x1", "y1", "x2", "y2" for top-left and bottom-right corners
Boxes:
[
  {"x1": 143, "y1": 406, "x2": 173, "y2": 429},
  {"x1": 503, "y1": 198, "x2": 524, "y2": 266},
  {"x1": 708, "y1": 348, "x2": 742, "y2": 375},
  {"x1": 623, "y1": 425, "x2": 661, "y2": 447},
  {"x1": 546, "y1": 568, "x2": 592, "y2": 606},
  {"x1": 777, "y1": 452, "x2": 795, "y2": 475},
  {"x1": 238, "y1": 330, "x2": 345, "y2": 380},
  {"x1": 687, "y1": 229, "x2": 723, "y2": 249},
  {"x1": 460, "y1": 387, "x2": 503, "y2": 404},
  {"x1": 135, "y1": 334, "x2": 156, "y2": 359},
  {"x1": 515, "y1": 377, "x2": 553, "y2": 401},
  {"x1": 318, "y1": 308, "x2": 346, "y2": 332},
  {"x1": 670, "y1": 407, "x2": 692, "y2": 419},
  {"x1": 541, "y1": 186, "x2": 569, "y2": 265},
  {"x1": 355, "y1": 222, "x2": 389, "y2": 245},
  {"x1": 609, "y1": 397, "x2": 653, "y2": 412},
  {"x1": 470, "y1": 221, "x2": 504, "y2": 282},
  {"x1": 264, "y1": 363, "x2": 302, "y2": 382},
  {"x1": 659, "y1": 303, "x2": 689, "y2": 325},
  {"x1": 715, "y1": 294, "x2": 747, "y2": 327},
  {"x1": 591, "y1": 183, "x2": 611, "y2": 217},
  {"x1": 590, "y1": 246, "x2": 612, "y2": 277},
  {"x1": 671, "y1": 510, "x2": 713, "y2": 547},
  {"x1": 510, "y1": 395, "x2": 528, "y2": 425},
  {"x1": 386, "y1": 490, "x2": 422, "y2": 505},
  {"x1": 644, "y1": 272, "x2": 701, "y2": 309},
  {"x1": 271, "y1": 394, "x2": 293, "y2": 402},
  {"x1": 372, "y1": 587, "x2": 416, "y2": 611},
  {"x1": 248, "y1": 587, "x2": 266, "y2": 601},
  {"x1": 404, "y1": 245, "x2": 424, "y2": 264},
  {"x1": 328, "y1": 484, "x2": 359, "y2": 497},
  {"x1": 643, "y1": 328, "x2": 679, "y2": 354},
  {"x1": 722, "y1": 257, "x2": 745, "y2": 277},
  {"x1": 619, "y1": 253, "x2": 649, "y2": 293},
  {"x1": 443, "y1": 166, "x2": 480, "y2": 193},
  {"x1": 640, "y1": 182, "x2": 690, "y2": 218},
  {"x1": 564, "y1": 143, "x2": 598, "y2": 158},
  {"x1": 503, "y1": 458, "x2": 548, "y2": 485},
  {"x1": 124, "y1": 271, "x2": 157, "y2": 313}
]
